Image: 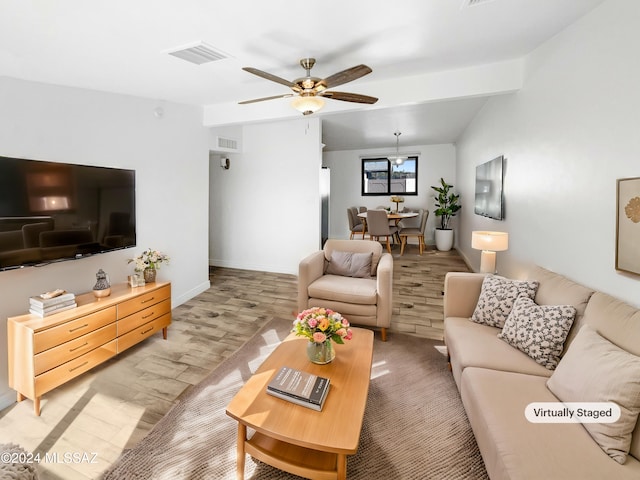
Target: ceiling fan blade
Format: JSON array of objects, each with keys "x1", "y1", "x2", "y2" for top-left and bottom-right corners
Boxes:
[
  {"x1": 320, "y1": 64, "x2": 372, "y2": 89},
  {"x1": 321, "y1": 91, "x2": 378, "y2": 104},
  {"x1": 242, "y1": 67, "x2": 295, "y2": 88},
  {"x1": 238, "y1": 93, "x2": 294, "y2": 105}
]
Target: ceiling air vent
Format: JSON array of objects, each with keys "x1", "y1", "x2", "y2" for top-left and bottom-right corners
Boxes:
[
  {"x1": 167, "y1": 41, "x2": 230, "y2": 65},
  {"x1": 214, "y1": 136, "x2": 240, "y2": 153}
]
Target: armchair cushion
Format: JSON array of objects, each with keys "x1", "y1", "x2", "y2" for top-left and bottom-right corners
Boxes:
[
  {"x1": 323, "y1": 239, "x2": 382, "y2": 276},
  {"x1": 325, "y1": 250, "x2": 372, "y2": 278},
  {"x1": 308, "y1": 275, "x2": 377, "y2": 305}
]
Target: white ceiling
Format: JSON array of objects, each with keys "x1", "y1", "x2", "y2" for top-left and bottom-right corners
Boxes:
[{"x1": 0, "y1": 0, "x2": 604, "y2": 150}]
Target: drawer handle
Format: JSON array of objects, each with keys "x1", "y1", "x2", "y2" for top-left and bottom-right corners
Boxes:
[
  {"x1": 69, "y1": 342, "x2": 89, "y2": 352},
  {"x1": 142, "y1": 312, "x2": 154, "y2": 319},
  {"x1": 140, "y1": 327, "x2": 154, "y2": 335},
  {"x1": 69, "y1": 324, "x2": 89, "y2": 333},
  {"x1": 141, "y1": 296, "x2": 155, "y2": 304},
  {"x1": 69, "y1": 361, "x2": 89, "y2": 372}
]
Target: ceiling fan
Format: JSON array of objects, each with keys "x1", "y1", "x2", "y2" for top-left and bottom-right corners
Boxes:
[{"x1": 239, "y1": 58, "x2": 378, "y2": 115}]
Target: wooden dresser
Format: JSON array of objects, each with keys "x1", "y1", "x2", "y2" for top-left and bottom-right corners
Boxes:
[{"x1": 7, "y1": 281, "x2": 171, "y2": 415}]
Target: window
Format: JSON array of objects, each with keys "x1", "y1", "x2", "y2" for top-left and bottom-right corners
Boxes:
[{"x1": 361, "y1": 156, "x2": 418, "y2": 196}]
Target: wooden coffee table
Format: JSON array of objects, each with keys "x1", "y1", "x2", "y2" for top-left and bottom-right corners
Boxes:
[{"x1": 226, "y1": 327, "x2": 374, "y2": 480}]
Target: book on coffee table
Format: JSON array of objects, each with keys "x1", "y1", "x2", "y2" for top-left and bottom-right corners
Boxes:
[{"x1": 266, "y1": 366, "x2": 330, "y2": 411}]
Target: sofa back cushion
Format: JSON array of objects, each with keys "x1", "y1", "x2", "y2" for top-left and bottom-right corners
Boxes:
[
  {"x1": 323, "y1": 239, "x2": 382, "y2": 277},
  {"x1": 547, "y1": 325, "x2": 640, "y2": 464},
  {"x1": 526, "y1": 266, "x2": 595, "y2": 354},
  {"x1": 579, "y1": 291, "x2": 640, "y2": 461}
]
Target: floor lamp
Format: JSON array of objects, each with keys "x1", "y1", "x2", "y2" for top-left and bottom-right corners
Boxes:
[{"x1": 472, "y1": 231, "x2": 509, "y2": 274}]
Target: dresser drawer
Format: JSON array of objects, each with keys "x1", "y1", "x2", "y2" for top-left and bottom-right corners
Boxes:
[
  {"x1": 117, "y1": 313, "x2": 171, "y2": 353},
  {"x1": 118, "y1": 298, "x2": 171, "y2": 336},
  {"x1": 33, "y1": 306, "x2": 117, "y2": 354},
  {"x1": 118, "y1": 285, "x2": 171, "y2": 318},
  {"x1": 35, "y1": 339, "x2": 117, "y2": 396},
  {"x1": 34, "y1": 323, "x2": 117, "y2": 376}
]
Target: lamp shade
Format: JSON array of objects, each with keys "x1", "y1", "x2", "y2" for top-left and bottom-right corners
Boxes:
[
  {"x1": 291, "y1": 95, "x2": 324, "y2": 115},
  {"x1": 471, "y1": 231, "x2": 509, "y2": 252}
]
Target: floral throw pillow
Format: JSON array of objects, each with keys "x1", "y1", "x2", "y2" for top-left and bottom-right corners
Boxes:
[
  {"x1": 498, "y1": 296, "x2": 576, "y2": 370},
  {"x1": 470, "y1": 275, "x2": 539, "y2": 328}
]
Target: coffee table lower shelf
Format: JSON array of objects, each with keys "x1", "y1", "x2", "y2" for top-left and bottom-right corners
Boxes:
[{"x1": 240, "y1": 425, "x2": 346, "y2": 480}]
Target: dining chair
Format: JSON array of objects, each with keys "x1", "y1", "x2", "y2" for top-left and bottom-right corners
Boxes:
[
  {"x1": 347, "y1": 207, "x2": 366, "y2": 239},
  {"x1": 367, "y1": 209, "x2": 398, "y2": 253},
  {"x1": 399, "y1": 209, "x2": 429, "y2": 255}
]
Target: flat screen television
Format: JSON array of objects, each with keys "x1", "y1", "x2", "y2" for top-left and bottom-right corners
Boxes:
[
  {"x1": 474, "y1": 155, "x2": 504, "y2": 220},
  {"x1": 0, "y1": 156, "x2": 136, "y2": 271}
]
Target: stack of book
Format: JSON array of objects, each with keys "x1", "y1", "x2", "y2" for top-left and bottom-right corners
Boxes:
[
  {"x1": 266, "y1": 366, "x2": 331, "y2": 411},
  {"x1": 29, "y1": 290, "x2": 77, "y2": 317}
]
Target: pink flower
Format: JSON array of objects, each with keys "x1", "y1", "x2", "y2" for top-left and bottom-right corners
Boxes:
[
  {"x1": 313, "y1": 332, "x2": 327, "y2": 343},
  {"x1": 336, "y1": 328, "x2": 347, "y2": 338},
  {"x1": 342, "y1": 319, "x2": 350, "y2": 327},
  {"x1": 307, "y1": 318, "x2": 318, "y2": 328},
  {"x1": 344, "y1": 329, "x2": 353, "y2": 341}
]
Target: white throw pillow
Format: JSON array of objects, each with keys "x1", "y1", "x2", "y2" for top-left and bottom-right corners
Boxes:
[
  {"x1": 325, "y1": 251, "x2": 372, "y2": 278},
  {"x1": 471, "y1": 275, "x2": 539, "y2": 328},
  {"x1": 498, "y1": 296, "x2": 576, "y2": 370},
  {"x1": 547, "y1": 325, "x2": 640, "y2": 464}
]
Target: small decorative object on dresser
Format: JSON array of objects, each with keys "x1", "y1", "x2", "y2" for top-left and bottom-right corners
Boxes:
[
  {"x1": 28, "y1": 289, "x2": 76, "y2": 317},
  {"x1": 293, "y1": 307, "x2": 352, "y2": 364},
  {"x1": 92, "y1": 269, "x2": 111, "y2": 297},
  {"x1": 128, "y1": 248, "x2": 170, "y2": 284}
]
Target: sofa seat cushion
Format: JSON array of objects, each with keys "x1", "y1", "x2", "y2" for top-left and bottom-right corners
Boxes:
[
  {"x1": 445, "y1": 317, "x2": 551, "y2": 388},
  {"x1": 461, "y1": 367, "x2": 640, "y2": 480},
  {"x1": 307, "y1": 274, "x2": 377, "y2": 305}
]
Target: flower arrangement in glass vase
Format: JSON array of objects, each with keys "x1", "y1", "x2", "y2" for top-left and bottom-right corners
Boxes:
[
  {"x1": 128, "y1": 248, "x2": 170, "y2": 284},
  {"x1": 293, "y1": 307, "x2": 353, "y2": 364}
]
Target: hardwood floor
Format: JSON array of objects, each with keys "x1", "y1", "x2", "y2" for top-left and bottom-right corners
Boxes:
[{"x1": 0, "y1": 246, "x2": 468, "y2": 479}]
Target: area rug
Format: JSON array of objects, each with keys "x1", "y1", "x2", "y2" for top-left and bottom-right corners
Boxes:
[
  {"x1": 0, "y1": 443, "x2": 39, "y2": 479},
  {"x1": 102, "y1": 318, "x2": 488, "y2": 479}
]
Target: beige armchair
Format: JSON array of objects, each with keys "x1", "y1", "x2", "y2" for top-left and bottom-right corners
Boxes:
[{"x1": 298, "y1": 239, "x2": 393, "y2": 341}]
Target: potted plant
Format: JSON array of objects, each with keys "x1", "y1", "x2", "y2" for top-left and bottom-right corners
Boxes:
[{"x1": 431, "y1": 178, "x2": 461, "y2": 251}]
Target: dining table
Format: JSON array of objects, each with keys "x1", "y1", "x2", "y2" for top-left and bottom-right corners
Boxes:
[
  {"x1": 357, "y1": 210, "x2": 418, "y2": 223},
  {"x1": 356, "y1": 210, "x2": 418, "y2": 246}
]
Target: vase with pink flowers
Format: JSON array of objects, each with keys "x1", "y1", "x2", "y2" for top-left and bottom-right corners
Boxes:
[{"x1": 292, "y1": 307, "x2": 353, "y2": 364}]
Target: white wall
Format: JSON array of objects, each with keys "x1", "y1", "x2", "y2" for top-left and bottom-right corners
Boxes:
[
  {"x1": 0, "y1": 77, "x2": 211, "y2": 410},
  {"x1": 455, "y1": 0, "x2": 640, "y2": 306},
  {"x1": 209, "y1": 117, "x2": 323, "y2": 274},
  {"x1": 323, "y1": 144, "x2": 456, "y2": 243}
]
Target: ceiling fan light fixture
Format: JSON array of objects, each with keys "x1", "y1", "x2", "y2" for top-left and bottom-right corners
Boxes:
[{"x1": 291, "y1": 95, "x2": 325, "y2": 115}]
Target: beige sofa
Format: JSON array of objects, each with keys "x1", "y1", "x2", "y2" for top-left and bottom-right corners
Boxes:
[
  {"x1": 298, "y1": 239, "x2": 392, "y2": 341},
  {"x1": 444, "y1": 266, "x2": 640, "y2": 480}
]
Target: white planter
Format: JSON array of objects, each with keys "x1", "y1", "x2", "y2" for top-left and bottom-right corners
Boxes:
[{"x1": 435, "y1": 229, "x2": 454, "y2": 251}]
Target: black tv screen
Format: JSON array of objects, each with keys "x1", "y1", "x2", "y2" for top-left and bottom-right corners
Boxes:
[
  {"x1": 0, "y1": 156, "x2": 136, "y2": 271},
  {"x1": 474, "y1": 155, "x2": 504, "y2": 220}
]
